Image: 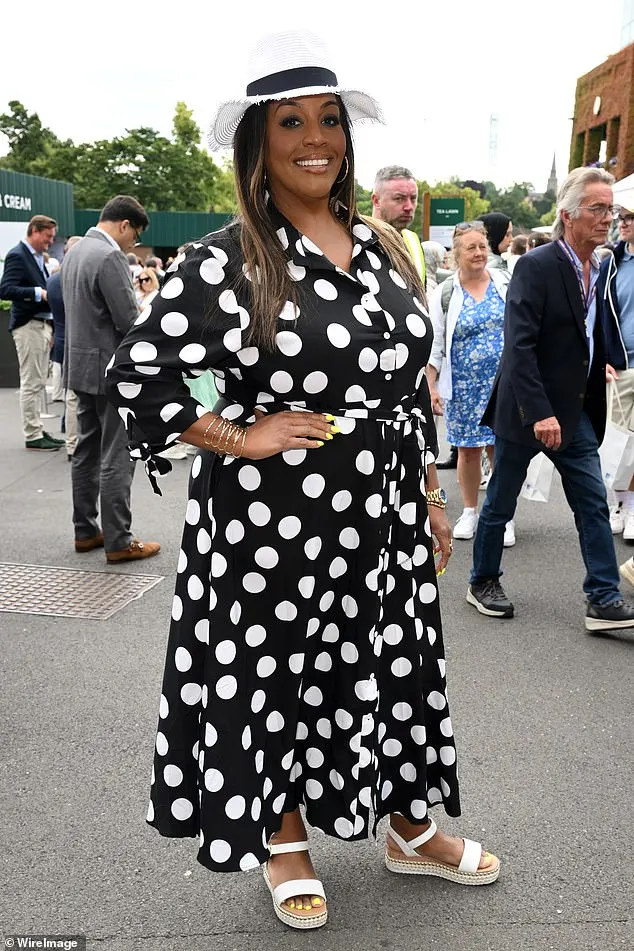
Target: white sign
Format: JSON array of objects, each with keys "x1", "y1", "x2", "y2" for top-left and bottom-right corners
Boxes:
[
  {"x1": 429, "y1": 225, "x2": 455, "y2": 249},
  {"x1": 0, "y1": 221, "x2": 29, "y2": 282},
  {"x1": 0, "y1": 193, "x2": 32, "y2": 211}
]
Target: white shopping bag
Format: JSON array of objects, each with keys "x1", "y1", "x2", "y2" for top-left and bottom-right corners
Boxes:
[
  {"x1": 520, "y1": 452, "x2": 555, "y2": 503},
  {"x1": 599, "y1": 382, "x2": 634, "y2": 490}
]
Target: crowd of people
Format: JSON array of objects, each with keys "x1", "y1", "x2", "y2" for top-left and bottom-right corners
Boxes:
[{"x1": 3, "y1": 26, "x2": 634, "y2": 933}]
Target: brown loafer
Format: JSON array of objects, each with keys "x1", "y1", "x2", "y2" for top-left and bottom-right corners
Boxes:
[
  {"x1": 106, "y1": 539, "x2": 160, "y2": 563},
  {"x1": 75, "y1": 531, "x2": 105, "y2": 553}
]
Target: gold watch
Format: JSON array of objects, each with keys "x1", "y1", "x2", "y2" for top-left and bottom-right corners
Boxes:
[{"x1": 426, "y1": 488, "x2": 447, "y2": 510}]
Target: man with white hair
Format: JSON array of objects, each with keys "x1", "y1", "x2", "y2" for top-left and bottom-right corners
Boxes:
[{"x1": 467, "y1": 166, "x2": 634, "y2": 633}]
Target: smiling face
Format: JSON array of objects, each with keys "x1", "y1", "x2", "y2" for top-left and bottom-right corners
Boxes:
[
  {"x1": 29, "y1": 226, "x2": 56, "y2": 254},
  {"x1": 264, "y1": 94, "x2": 347, "y2": 207},
  {"x1": 455, "y1": 229, "x2": 489, "y2": 274}
]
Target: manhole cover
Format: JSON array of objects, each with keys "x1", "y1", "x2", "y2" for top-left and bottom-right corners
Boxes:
[{"x1": 0, "y1": 563, "x2": 164, "y2": 619}]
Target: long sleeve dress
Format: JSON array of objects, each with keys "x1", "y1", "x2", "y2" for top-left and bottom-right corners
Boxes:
[{"x1": 106, "y1": 211, "x2": 461, "y2": 873}]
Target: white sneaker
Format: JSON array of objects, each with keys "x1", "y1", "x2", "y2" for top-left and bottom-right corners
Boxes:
[
  {"x1": 623, "y1": 511, "x2": 634, "y2": 540},
  {"x1": 503, "y1": 520, "x2": 516, "y2": 548},
  {"x1": 159, "y1": 444, "x2": 188, "y2": 460},
  {"x1": 610, "y1": 503, "x2": 625, "y2": 535},
  {"x1": 453, "y1": 509, "x2": 478, "y2": 540}
]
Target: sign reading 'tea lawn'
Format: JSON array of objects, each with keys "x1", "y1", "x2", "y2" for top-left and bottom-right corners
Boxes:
[{"x1": 429, "y1": 197, "x2": 465, "y2": 248}]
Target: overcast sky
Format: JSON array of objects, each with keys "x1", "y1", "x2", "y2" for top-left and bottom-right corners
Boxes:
[{"x1": 0, "y1": 0, "x2": 626, "y2": 192}]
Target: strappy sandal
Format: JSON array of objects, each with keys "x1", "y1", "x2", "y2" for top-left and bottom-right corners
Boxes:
[
  {"x1": 385, "y1": 817, "x2": 500, "y2": 885},
  {"x1": 263, "y1": 840, "x2": 328, "y2": 930}
]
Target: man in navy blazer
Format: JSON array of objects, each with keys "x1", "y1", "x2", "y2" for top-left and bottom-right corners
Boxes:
[
  {"x1": 0, "y1": 215, "x2": 65, "y2": 451},
  {"x1": 467, "y1": 167, "x2": 634, "y2": 634}
]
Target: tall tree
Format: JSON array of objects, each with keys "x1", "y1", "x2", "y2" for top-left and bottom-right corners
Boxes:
[{"x1": 0, "y1": 100, "x2": 59, "y2": 170}]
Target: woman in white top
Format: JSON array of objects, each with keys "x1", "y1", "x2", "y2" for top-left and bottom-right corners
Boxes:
[{"x1": 426, "y1": 222, "x2": 513, "y2": 544}]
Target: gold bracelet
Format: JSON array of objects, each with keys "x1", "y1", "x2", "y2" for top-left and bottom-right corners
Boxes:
[
  {"x1": 212, "y1": 419, "x2": 233, "y2": 453},
  {"x1": 202, "y1": 416, "x2": 224, "y2": 448},
  {"x1": 235, "y1": 428, "x2": 248, "y2": 458}
]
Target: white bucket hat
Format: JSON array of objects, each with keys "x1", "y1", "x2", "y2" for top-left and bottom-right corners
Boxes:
[{"x1": 208, "y1": 30, "x2": 383, "y2": 151}]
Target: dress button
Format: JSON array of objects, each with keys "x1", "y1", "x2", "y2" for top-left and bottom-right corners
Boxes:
[
  {"x1": 384, "y1": 463, "x2": 390, "y2": 470},
  {"x1": 382, "y1": 505, "x2": 388, "y2": 513},
  {"x1": 385, "y1": 373, "x2": 392, "y2": 380},
  {"x1": 383, "y1": 332, "x2": 390, "y2": 339}
]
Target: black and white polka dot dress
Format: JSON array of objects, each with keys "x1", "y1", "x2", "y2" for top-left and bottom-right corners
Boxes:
[{"x1": 107, "y1": 212, "x2": 461, "y2": 873}]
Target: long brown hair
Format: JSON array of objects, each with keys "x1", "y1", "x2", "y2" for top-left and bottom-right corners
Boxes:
[{"x1": 232, "y1": 98, "x2": 426, "y2": 349}]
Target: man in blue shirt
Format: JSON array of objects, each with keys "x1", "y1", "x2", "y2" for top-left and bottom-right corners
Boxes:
[{"x1": 0, "y1": 215, "x2": 65, "y2": 451}]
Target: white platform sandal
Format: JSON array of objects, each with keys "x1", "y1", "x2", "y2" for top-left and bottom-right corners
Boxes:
[
  {"x1": 263, "y1": 840, "x2": 328, "y2": 930},
  {"x1": 385, "y1": 817, "x2": 500, "y2": 885}
]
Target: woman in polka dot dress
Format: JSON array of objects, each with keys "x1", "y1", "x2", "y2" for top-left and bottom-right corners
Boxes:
[{"x1": 107, "y1": 31, "x2": 500, "y2": 931}]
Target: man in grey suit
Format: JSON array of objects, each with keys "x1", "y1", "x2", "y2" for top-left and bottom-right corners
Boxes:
[{"x1": 61, "y1": 195, "x2": 160, "y2": 563}]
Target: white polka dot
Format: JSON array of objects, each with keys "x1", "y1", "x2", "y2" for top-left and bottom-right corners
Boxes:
[
  {"x1": 175, "y1": 647, "x2": 192, "y2": 672},
  {"x1": 298, "y1": 575, "x2": 315, "y2": 598},
  {"x1": 243, "y1": 572, "x2": 266, "y2": 594},
  {"x1": 335, "y1": 708, "x2": 353, "y2": 730},
  {"x1": 159, "y1": 695, "x2": 169, "y2": 719},
  {"x1": 341, "y1": 642, "x2": 358, "y2": 663},
  {"x1": 275, "y1": 601, "x2": 298, "y2": 621},
  {"x1": 216, "y1": 675, "x2": 237, "y2": 699},
  {"x1": 187, "y1": 575, "x2": 204, "y2": 601},
  {"x1": 251, "y1": 797, "x2": 262, "y2": 821},
  {"x1": 440, "y1": 746, "x2": 456, "y2": 765},
  {"x1": 270, "y1": 370, "x2": 293, "y2": 393},
  {"x1": 383, "y1": 624, "x2": 403, "y2": 646},
  {"x1": 248, "y1": 502, "x2": 271, "y2": 526},
  {"x1": 161, "y1": 276, "x2": 184, "y2": 299},
  {"x1": 314, "y1": 279, "x2": 338, "y2": 300},
  {"x1": 306, "y1": 779, "x2": 323, "y2": 799},
  {"x1": 411, "y1": 724, "x2": 427, "y2": 745},
  {"x1": 326, "y1": 323, "x2": 351, "y2": 348},
  {"x1": 352, "y1": 304, "x2": 372, "y2": 325},
  {"x1": 329, "y1": 556, "x2": 347, "y2": 578},
  {"x1": 200, "y1": 257, "x2": 225, "y2": 284},
  {"x1": 400, "y1": 762, "x2": 417, "y2": 782},
  {"x1": 255, "y1": 546, "x2": 279, "y2": 569},
  {"x1": 160, "y1": 311, "x2": 189, "y2": 337},
  {"x1": 245, "y1": 625, "x2": 266, "y2": 647},
  {"x1": 303, "y1": 371, "x2": 328, "y2": 393},
  {"x1": 355, "y1": 450, "x2": 375, "y2": 474},
  {"x1": 278, "y1": 515, "x2": 301, "y2": 538},
  {"x1": 225, "y1": 795, "x2": 246, "y2": 819},
  {"x1": 345, "y1": 384, "x2": 366, "y2": 402},
  {"x1": 320, "y1": 591, "x2": 335, "y2": 612},
  {"x1": 406, "y1": 313, "x2": 427, "y2": 337},
  {"x1": 305, "y1": 536, "x2": 322, "y2": 560},
  {"x1": 211, "y1": 552, "x2": 227, "y2": 576},
  {"x1": 391, "y1": 657, "x2": 412, "y2": 678},
  {"x1": 315, "y1": 651, "x2": 332, "y2": 672},
  {"x1": 332, "y1": 490, "x2": 352, "y2": 511},
  {"x1": 282, "y1": 448, "x2": 307, "y2": 466},
  {"x1": 251, "y1": 690, "x2": 266, "y2": 713},
  {"x1": 317, "y1": 718, "x2": 332, "y2": 738},
  {"x1": 179, "y1": 343, "x2": 206, "y2": 364},
  {"x1": 210, "y1": 839, "x2": 232, "y2": 863},
  {"x1": 420, "y1": 583, "x2": 437, "y2": 604},
  {"x1": 304, "y1": 686, "x2": 323, "y2": 706},
  {"x1": 287, "y1": 262, "x2": 306, "y2": 281},
  {"x1": 334, "y1": 817, "x2": 354, "y2": 837},
  {"x1": 171, "y1": 596, "x2": 183, "y2": 621},
  {"x1": 181, "y1": 683, "x2": 202, "y2": 705},
  {"x1": 342, "y1": 595, "x2": 358, "y2": 618},
  {"x1": 238, "y1": 347, "x2": 259, "y2": 366},
  {"x1": 339, "y1": 526, "x2": 360, "y2": 549},
  {"x1": 171, "y1": 798, "x2": 194, "y2": 820},
  {"x1": 196, "y1": 528, "x2": 211, "y2": 554},
  {"x1": 257, "y1": 656, "x2": 276, "y2": 678},
  {"x1": 411, "y1": 799, "x2": 428, "y2": 819},
  {"x1": 159, "y1": 402, "x2": 182, "y2": 423},
  {"x1": 358, "y1": 347, "x2": 378, "y2": 372},
  {"x1": 267, "y1": 710, "x2": 285, "y2": 732},
  {"x1": 353, "y1": 223, "x2": 373, "y2": 241},
  {"x1": 381, "y1": 779, "x2": 393, "y2": 800},
  {"x1": 117, "y1": 382, "x2": 142, "y2": 400},
  {"x1": 289, "y1": 652, "x2": 304, "y2": 674},
  {"x1": 276, "y1": 331, "x2": 302, "y2": 356},
  {"x1": 238, "y1": 465, "x2": 261, "y2": 491},
  {"x1": 239, "y1": 852, "x2": 260, "y2": 871},
  {"x1": 215, "y1": 640, "x2": 236, "y2": 665},
  {"x1": 427, "y1": 691, "x2": 447, "y2": 710},
  {"x1": 302, "y1": 474, "x2": 325, "y2": 498},
  {"x1": 205, "y1": 723, "x2": 218, "y2": 746},
  {"x1": 129, "y1": 341, "x2": 157, "y2": 363},
  {"x1": 383, "y1": 738, "x2": 402, "y2": 757},
  {"x1": 225, "y1": 519, "x2": 245, "y2": 544},
  {"x1": 223, "y1": 328, "x2": 242, "y2": 352},
  {"x1": 156, "y1": 732, "x2": 168, "y2": 756},
  {"x1": 399, "y1": 502, "x2": 417, "y2": 525},
  {"x1": 164, "y1": 764, "x2": 183, "y2": 787},
  {"x1": 389, "y1": 268, "x2": 407, "y2": 288}
]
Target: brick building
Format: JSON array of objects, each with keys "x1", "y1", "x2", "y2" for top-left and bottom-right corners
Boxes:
[{"x1": 569, "y1": 41, "x2": 634, "y2": 178}]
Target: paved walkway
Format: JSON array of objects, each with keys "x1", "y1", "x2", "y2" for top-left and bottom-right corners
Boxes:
[{"x1": 0, "y1": 387, "x2": 632, "y2": 950}]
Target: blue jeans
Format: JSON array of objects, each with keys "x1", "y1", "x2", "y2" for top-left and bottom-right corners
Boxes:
[{"x1": 470, "y1": 412, "x2": 621, "y2": 606}]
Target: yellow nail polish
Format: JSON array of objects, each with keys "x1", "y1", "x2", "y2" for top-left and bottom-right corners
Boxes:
[
  {"x1": 288, "y1": 900, "x2": 295, "y2": 909},
  {"x1": 330, "y1": 425, "x2": 341, "y2": 434},
  {"x1": 315, "y1": 440, "x2": 324, "y2": 447},
  {"x1": 325, "y1": 433, "x2": 334, "y2": 440},
  {"x1": 436, "y1": 567, "x2": 446, "y2": 576},
  {"x1": 312, "y1": 897, "x2": 323, "y2": 907},
  {"x1": 323, "y1": 414, "x2": 336, "y2": 421}
]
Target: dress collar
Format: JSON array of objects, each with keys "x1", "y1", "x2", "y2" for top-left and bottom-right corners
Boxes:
[{"x1": 269, "y1": 204, "x2": 380, "y2": 272}]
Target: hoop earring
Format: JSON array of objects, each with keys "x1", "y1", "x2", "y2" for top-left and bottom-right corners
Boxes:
[{"x1": 335, "y1": 156, "x2": 349, "y2": 185}]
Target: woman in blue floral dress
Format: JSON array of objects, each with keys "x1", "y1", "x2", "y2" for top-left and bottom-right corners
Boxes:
[{"x1": 427, "y1": 223, "x2": 510, "y2": 542}]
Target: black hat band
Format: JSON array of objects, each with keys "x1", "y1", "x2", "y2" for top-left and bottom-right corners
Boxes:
[{"x1": 247, "y1": 66, "x2": 338, "y2": 97}]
